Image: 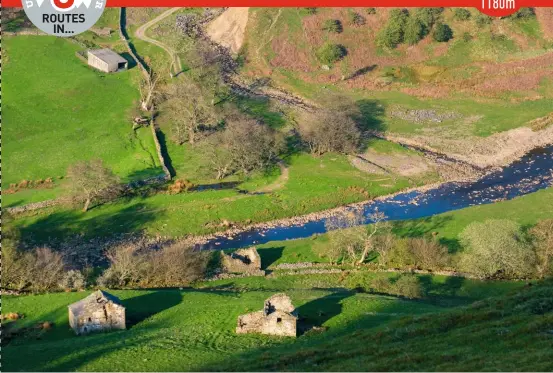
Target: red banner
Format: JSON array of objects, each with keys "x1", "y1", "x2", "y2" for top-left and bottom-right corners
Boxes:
[{"x1": 4, "y1": 0, "x2": 553, "y2": 17}]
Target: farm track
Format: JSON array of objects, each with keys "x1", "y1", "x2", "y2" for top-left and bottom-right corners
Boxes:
[{"x1": 134, "y1": 7, "x2": 183, "y2": 76}]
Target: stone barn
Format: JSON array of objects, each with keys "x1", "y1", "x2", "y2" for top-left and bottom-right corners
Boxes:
[
  {"x1": 68, "y1": 290, "x2": 126, "y2": 335},
  {"x1": 87, "y1": 49, "x2": 128, "y2": 73},
  {"x1": 220, "y1": 247, "x2": 264, "y2": 275},
  {"x1": 236, "y1": 293, "x2": 297, "y2": 337}
]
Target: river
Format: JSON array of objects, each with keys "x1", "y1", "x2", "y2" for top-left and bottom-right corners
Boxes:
[{"x1": 198, "y1": 146, "x2": 553, "y2": 251}]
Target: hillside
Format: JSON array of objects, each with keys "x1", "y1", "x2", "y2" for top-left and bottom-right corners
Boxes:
[
  {"x1": 3, "y1": 268, "x2": 551, "y2": 371},
  {"x1": 234, "y1": 8, "x2": 553, "y2": 166}
]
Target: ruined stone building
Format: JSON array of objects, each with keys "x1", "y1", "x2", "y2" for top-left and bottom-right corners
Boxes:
[
  {"x1": 221, "y1": 247, "x2": 265, "y2": 275},
  {"x1": 236, "y1": 293, "x2": 297, "y2": 337},
  {"x1": 87, "y1": 49, "x2": 128, "y2": 73},
  {"x1": 68, "y1": 290, "x2": 126, "y2": 335}
]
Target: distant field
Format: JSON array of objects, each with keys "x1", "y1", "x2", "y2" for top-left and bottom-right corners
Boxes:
[
  {"x1": 2, "y1": 36, "x2": 162, "y2": 201},
  {"x1": 2, "y1": 272, "x2": 526, "y2": 371}
]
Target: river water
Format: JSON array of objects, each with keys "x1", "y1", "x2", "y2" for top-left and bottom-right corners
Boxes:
[{"x1": 199, "y1": 146, "x2": 553, "y2": 251}]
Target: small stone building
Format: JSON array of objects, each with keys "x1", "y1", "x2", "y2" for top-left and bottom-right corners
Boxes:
[
  {"x1": 87, "y1": 49, "x2": 128, "y2": 73},
  {"x1": 236, "y1": 293, "x2": 297, "y2": 337},
  {"x1": 68, "y1": 290, "x2": 126, "y2": 335},
  {"x1": 220, "y1": 247, "x2": 264, "y2": 275}
]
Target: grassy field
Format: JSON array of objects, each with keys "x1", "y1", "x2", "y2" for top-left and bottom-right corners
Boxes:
[
  {"x1": 14, "y1": 152, "x2": 427, "y2": 245},
  {"x1": 2, "y1": 36, "x2": 162, "y2": 205},
  {"x1": 2, "y1": 270, "x2": 536, "y2": 372}
]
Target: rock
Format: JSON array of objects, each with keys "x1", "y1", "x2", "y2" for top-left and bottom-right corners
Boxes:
[{"x1": 321, "y1": 65, "x2": 330, "y2": 71}]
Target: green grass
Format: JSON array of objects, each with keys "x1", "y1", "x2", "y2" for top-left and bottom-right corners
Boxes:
[
  {"x1": 2, "y1": 36, "x2": 162, "y2": 197},
  {"x1": 14, "y1": 152, "x2": 417, "y2": 245},
  {"x1": 2, "y1": 270, "x2": 535, "y2": 372}
]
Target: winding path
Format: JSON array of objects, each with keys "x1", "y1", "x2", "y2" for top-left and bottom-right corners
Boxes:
[{"x1": 134, "y1": 7, "x2": 183, "y2": 76}]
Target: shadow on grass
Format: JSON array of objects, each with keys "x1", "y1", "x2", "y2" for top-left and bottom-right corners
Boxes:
[
  {"x1": 258, "y1": 246, "x2": 285, "y2": 270},
  {"x1": 123, "y1": 291, "x2": 183, "y2": 328},
  {"x1": 296, "y1": 291, "x2": 355, "y2": 335}
]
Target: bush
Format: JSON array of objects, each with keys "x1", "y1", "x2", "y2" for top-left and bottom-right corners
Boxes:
[
  {"x1": 453, "y1": 8, "x2": 471, "y2": 21},
  {"x1": 475, "y1": 14, "x2": 493, "y2": 27},
  {"x1": 348, "y1": 10, "x2": 366, "y2": 26},
  {"x1": 366, "y1": 7, "x2": 376, "y2": 15},
  {"x1": 409, "y1": 237, "x2": 449, "y2": 270},
  {"x1": 388, "y1": 238, "x2": 416, "y2": 267},
  {"x1": 530, "y1": 220, "x2": 553, "y2": 278},
  {"x1": 511, "y1": 7, "x2": 535, "y2": 19},
  {"x1": 98, "y1": 242, "x2": 210, "y2": 288},
  {"x1": 404, "y1": 17, "x2": 426, "y2": 45},
  {"x1": 462, "y1": 32, "x2": 473, "y2": 42},
  {"x1": 433, "y1": 23, "x2": 453, "y2": 42},
  {"x1": 459, "y1": 220, "x2": 536, "y2": 279},
  {"x1": 304, "y1": 7, "x2": 317, "y2": 15},
  {"x1": 59, "y1": 270, "x2": 86, "y2": 291},
  {"x1": 321, "y1": 19, "x2": 343, "y2": 33},
  {"x1": 316, "y1": 43, "x2": 347, "y2": 64},
  {"x1": 392, "y1": 274, "x2": 424, "y2": 298}
]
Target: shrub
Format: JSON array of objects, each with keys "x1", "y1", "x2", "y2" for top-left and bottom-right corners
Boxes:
[
  {"x1": 404, "y1": 17, "x2": 426, "y2": 45},
  {"x1": 530, "y1": 220, "x2": 553, "y2": 279},
  {"x1": 316, "y1": 43, "x2": 347, "y2": 64},
  {"x1": 433, "y1": 23, "x2": 453, "y2": 42},
  {"x1": 348, "y1": 10, "x2": 366, "y2": 26},
  {"x1": 59, "y1": 270, "x2": 86, "y2": 291},
  {"x1": 475, "y1": 13, "x2": 493, "y2": 27},
  {"x1": 392, "y1": 274, "x2": 424, "y2": 298},
  {"x1": 366, "y1": 7, "x2": 376, "y2": 15},
  {"x1": 388, "y1": 238, "x2": 416, "y2": 267},
  {"x1": 409, "y1": 237, "x2": 449, "y2": 270},
  {"x1": 462, "y1": 32, "x2": 473, "y2": 42},
  {"x1": 321, "y1": 19, "x2": 343, "y2": 33},
  {"x1": 459, "y1": 220, "x2": 536, "y2": 279},
  {"x1": 453, "y1": 8, "x2": 471, "y2": 21},
  {"x1": 304, "y1": 7, "x2": 317, "y2": 15},
  {"x1": 511, "y1": 7, "x2": 535, "y2": 19}
]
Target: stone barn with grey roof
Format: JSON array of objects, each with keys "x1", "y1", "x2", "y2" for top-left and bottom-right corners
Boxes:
[
  {"x1": 87, "y1": 49, "x2": 128, "y2": 73},
  {"x1": 68, "y1": 290, "x2": 126, "y2": 335}
]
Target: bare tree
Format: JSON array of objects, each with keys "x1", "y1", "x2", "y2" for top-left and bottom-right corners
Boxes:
[
  {"x1": 200, "y1": 117, "x2": 284, "y2": 179},
  {"x1": 66, "y1": 159, "x2": 122, "y2": 212},
  {"x1": 298, "y1": 110, "x2": 361, "y2": 155},
  {"x1": 358, "y1": 210, "x2": 390, "y2": 264},
  {"x1": 324, "y1": 210, "x2": 366, "y2": 264},
  {"x1": 138, "y1": 68, "x2": 163, "y2": 112},
  {"x1": 165, "y1": 78, "x2": 217, "y2": 144}
]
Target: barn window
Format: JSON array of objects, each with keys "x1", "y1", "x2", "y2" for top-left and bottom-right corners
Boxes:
[
  {"x1": 277, "y1": 317, "x2": 282, "y2": 323},
  {"x1": 88, "y1": 317, "x2": 92, "y2": 322}
]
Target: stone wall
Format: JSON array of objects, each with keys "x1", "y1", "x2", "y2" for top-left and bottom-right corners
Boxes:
[
  {"x1": 236, "y1": 293, "x2": 297, "y2": 337},
  {"x1": 6, "y1": 199, "x2": 60, "y2": 214},
  {"x1": 220, "y1": 247, "x2": 264, "y2": 275}
]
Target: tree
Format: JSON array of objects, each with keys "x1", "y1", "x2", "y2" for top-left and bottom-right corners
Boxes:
[
  {"x1": 200, "y1": 117, "x2": 284, "y2": 179},
  {"x1": 433, "y1": 23, "x2": 453, "y2": 42},
  {"x1": 66, "y1": 160, "x2": 121, "y2": 212},
  {"x1": 316, "y1": 43, "x2": 347, "y2": 64},
  {"x1": 377, "y1": 8, "x2": 409, "y2": 48},
  {"x1": 324, "y1": 210, "x2": 366, "y2": 264},
  {"x1": 459, "y1": 220, "x2": 536, "y2": 279},
  {"x1": 321, "y1": 19, "x2": 343, "y2": 33},
  {"x1": 165, "y1": 77, "x2": 217, "y2": 145},
  {"x1": 409, "y1": 237, "x2": 449, "y2": 270},
  {"x1": 358, "y1": 210, "x2": 390, "y2": 264},
  {"x1": 453, "y1": 8, "x2": 471, "y2": 21},
  {"x1": 366, "y1": 7, "x2": 377, "y2": 15},
  {"x1": 404, "y1": 17, "x2": 426, "y2": 45},
  {"x1": 413, "y1": 7, "x2": 443, "y2": 29},
  {"x1": 24, "y1": 247, "x2": 66, "y2": 293},
  {"x1": 530, "y1": 220, "x2": 553, "y2": 278},
  {"x1": 298, "y1": 110, "x2": 361, "y2": 155}
]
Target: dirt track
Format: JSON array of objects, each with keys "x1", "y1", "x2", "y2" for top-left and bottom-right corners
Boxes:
[{"x1": 134, "y1": 7, "x2": 183, "y2": 75}]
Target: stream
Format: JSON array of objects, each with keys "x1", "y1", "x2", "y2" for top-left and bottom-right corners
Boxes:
[{"x1": 198, "y1": 146, "x2": 553, "y2": 251}]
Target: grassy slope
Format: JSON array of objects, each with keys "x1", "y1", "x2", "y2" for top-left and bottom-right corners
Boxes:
[
  {"x1": 243, "y1": 8, "x2": 553, "y2": 138},
  {"x1": 2, "y1": 272, "x2": 532, "y2": 372},
  {"x1": 2, "y1": 36, "x2": 161, "y2": 205}
]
